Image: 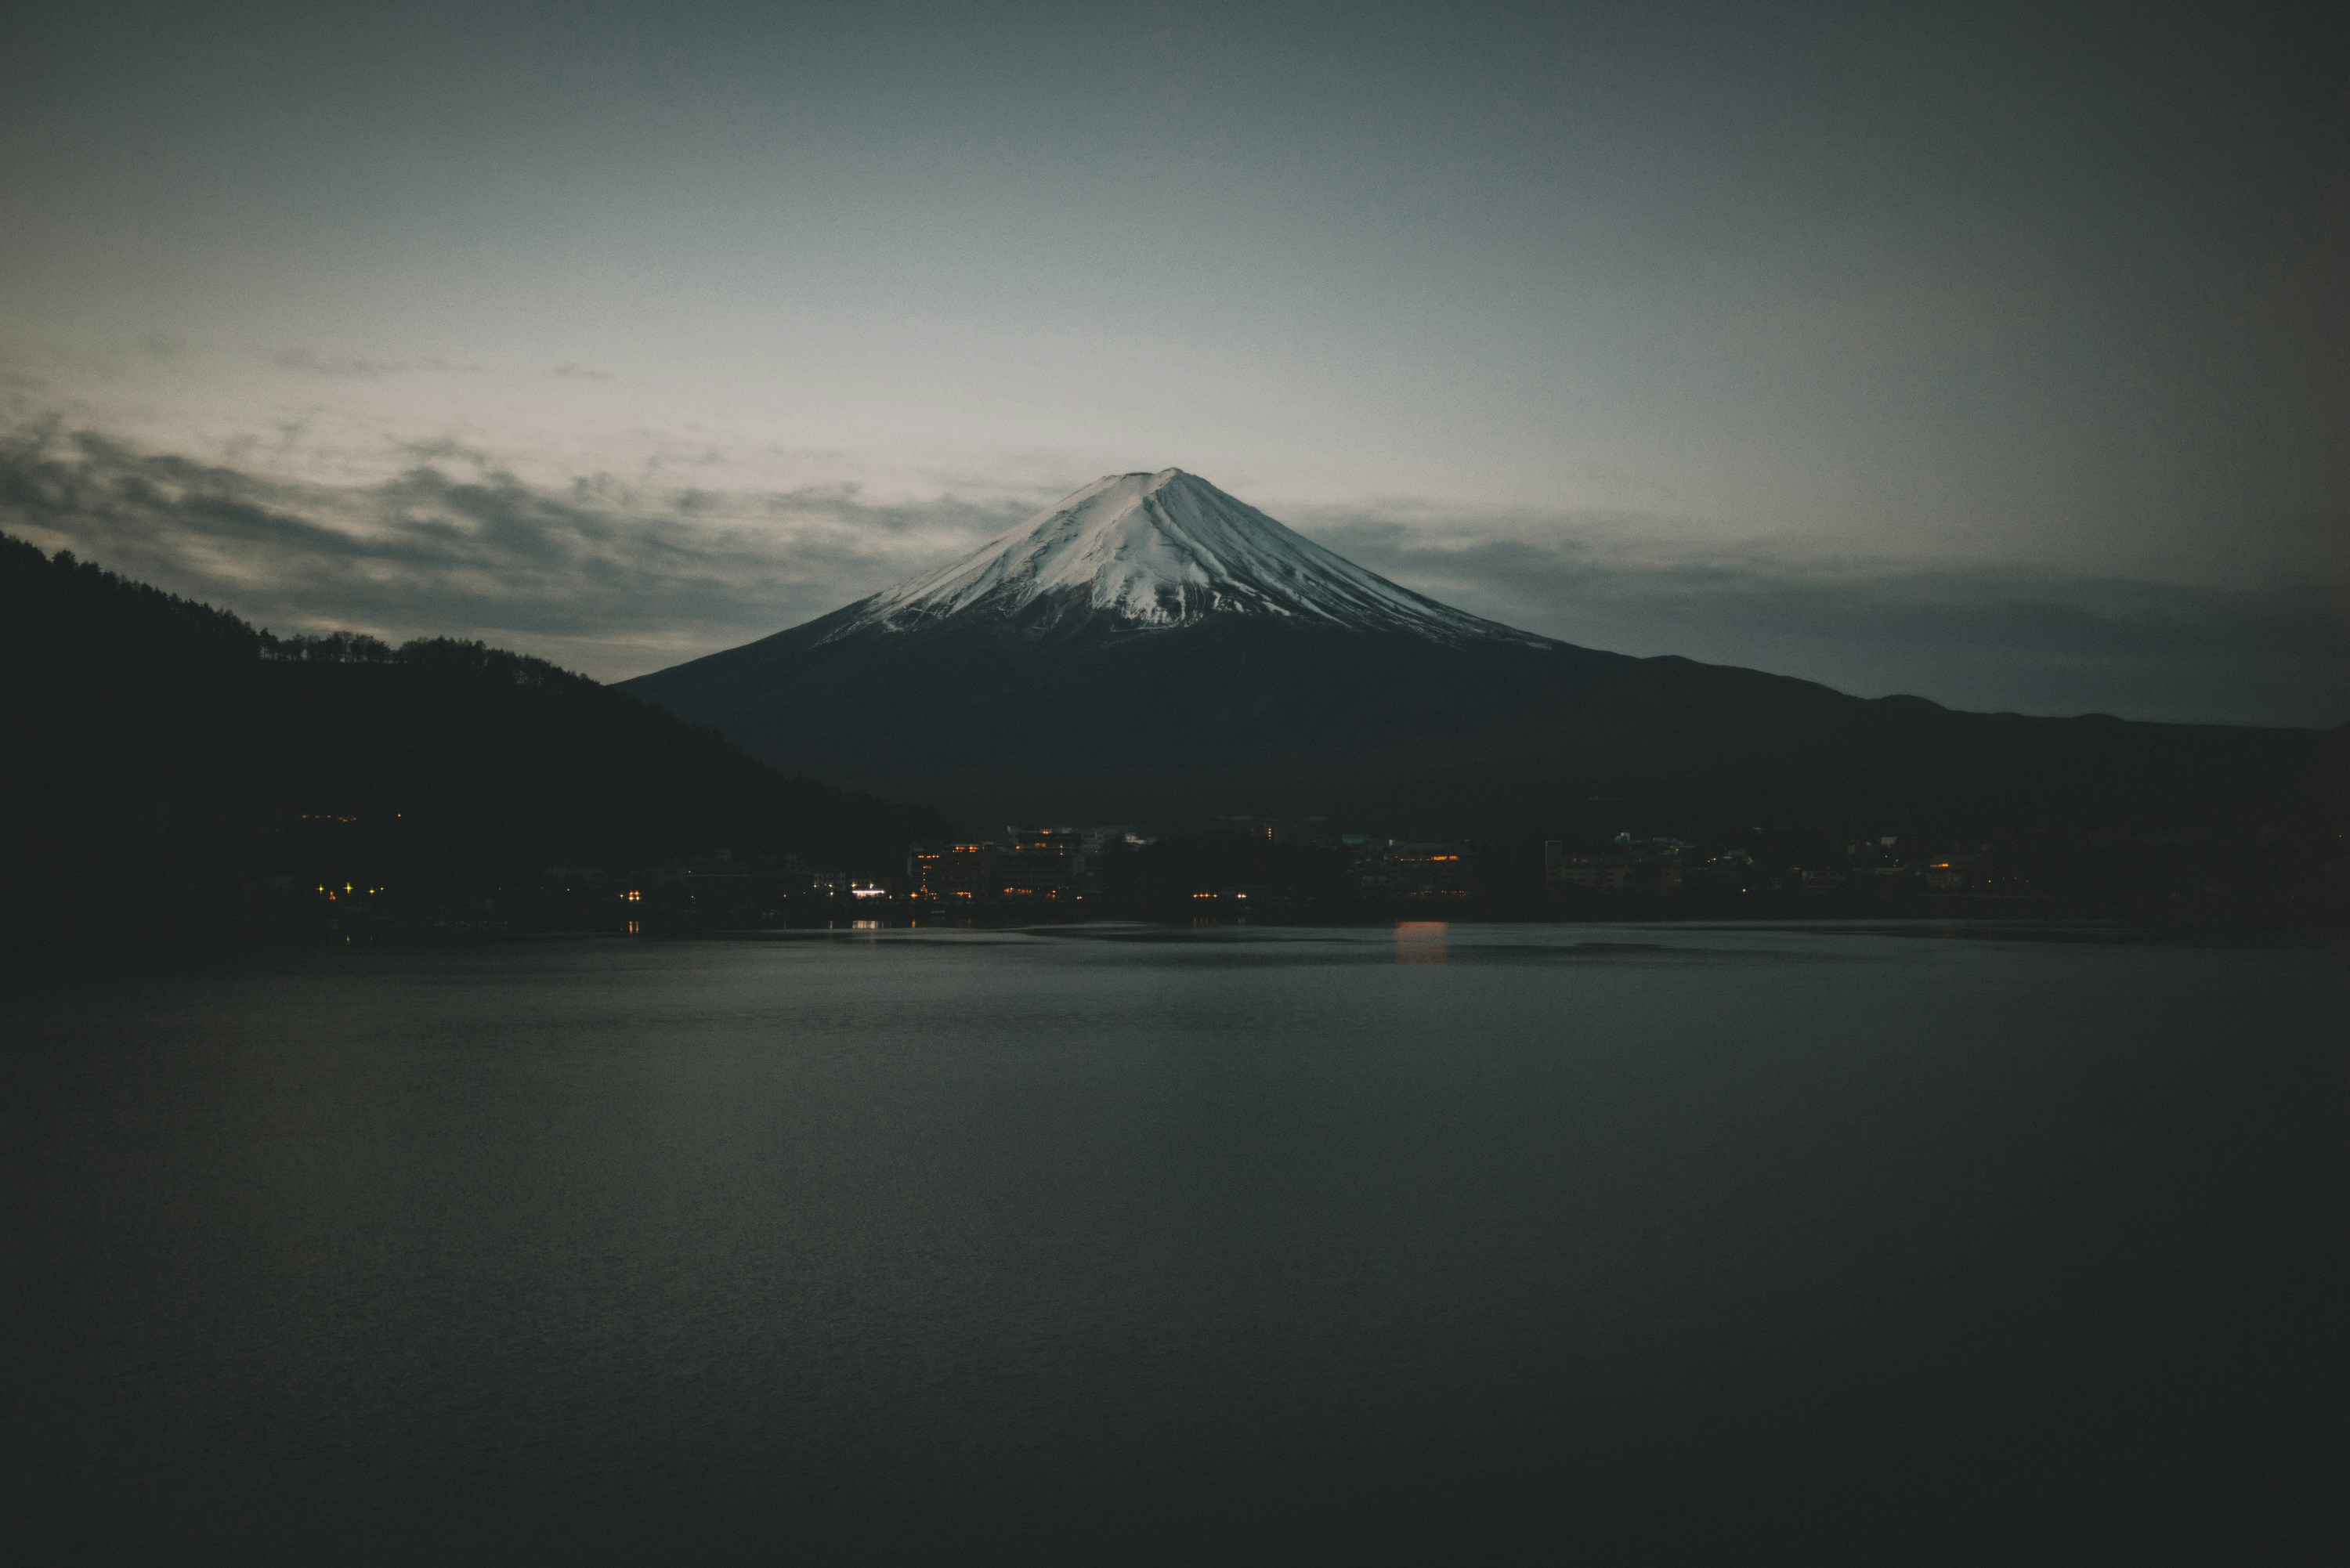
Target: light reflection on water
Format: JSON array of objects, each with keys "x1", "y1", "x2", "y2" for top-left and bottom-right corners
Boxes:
[{"x1": 1392, "y1": 919, "x2": 1449, "y2": 963}]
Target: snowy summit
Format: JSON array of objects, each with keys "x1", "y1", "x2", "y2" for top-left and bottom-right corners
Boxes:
[{"x1": 833, "y1": 469, "x2": 1542, "y2": 645}]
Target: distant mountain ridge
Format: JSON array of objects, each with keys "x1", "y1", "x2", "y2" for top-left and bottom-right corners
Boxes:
[{"x1": 624, "y1": 471, "x2": 2326, "y2": 836}]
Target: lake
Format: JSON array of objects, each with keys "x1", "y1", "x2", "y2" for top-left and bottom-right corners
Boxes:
[{"x1": 4, "y1": 923, "x2": 2342, "y2": 1562}]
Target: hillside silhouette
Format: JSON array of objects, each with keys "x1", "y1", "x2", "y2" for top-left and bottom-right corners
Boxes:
[{"x1": 0, "y1": 533, "x2": 947, "y2": 952}]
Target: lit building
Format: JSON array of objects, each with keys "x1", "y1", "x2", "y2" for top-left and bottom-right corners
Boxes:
[{"x1": 910, "y1": 831, "x2": 1084, "y2": 902}]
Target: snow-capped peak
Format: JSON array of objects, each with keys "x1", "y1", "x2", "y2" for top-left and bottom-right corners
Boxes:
[{"x1": 834, "y1": 468, "x2": 1542, "y2": 645}]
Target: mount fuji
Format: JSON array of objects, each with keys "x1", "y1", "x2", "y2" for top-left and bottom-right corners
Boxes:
[
  {"x1": 831, "y1": 468, "x2": 1540, "y2": 646},
  {"x1": 621, "y1": 470, "x2": 2309, "y2": 833}
]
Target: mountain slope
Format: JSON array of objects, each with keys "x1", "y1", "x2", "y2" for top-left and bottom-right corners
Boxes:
[
  {"x1": 839, "y1": 468, "x2": 1542, "y2": 644},
  {"x1": 0, "y1": 532, "x2": 948, "y2": 947},
  {"x1": 622, "y1": 471, "x2": 2323, "y2": 833}
]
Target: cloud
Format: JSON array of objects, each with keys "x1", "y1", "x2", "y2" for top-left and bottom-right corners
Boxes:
[
  {"x1": 396, "y1": 435, "x2": 495, "y2": 466},
  {"x1": 272, "y1": 347, "x2": 407, "y2": 378},
  {"x1": 1, "y1": 417, "x2": 2340, "y2": 725},
  {"x1": 548, "y1": 363, "x2": 613, "y2": 380},
  {"x1": 271, "y1": 348, "x2": 483, "y2": 378},
  {"x1": 0, "y1": 418, "x2": 1031, "y2": 681}
]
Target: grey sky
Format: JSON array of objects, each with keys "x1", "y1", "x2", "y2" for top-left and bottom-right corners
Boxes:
[{"x1": 2, "y1": 1, "x2": 2343, "y2": 721}]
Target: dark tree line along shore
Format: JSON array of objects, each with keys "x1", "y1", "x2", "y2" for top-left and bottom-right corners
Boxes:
[{"x1": 0, "y1": 533, "x2": 947, "y2": 955}]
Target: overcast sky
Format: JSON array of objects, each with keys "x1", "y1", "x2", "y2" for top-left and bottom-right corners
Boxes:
[{"x1": 2, "y1": 1, "x2": 2343, "y2": 723}]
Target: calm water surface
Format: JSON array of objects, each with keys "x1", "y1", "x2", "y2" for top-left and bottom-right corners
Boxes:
[{"x1": 5, "y1": 924, "x2": 2344, "y2": 1562}]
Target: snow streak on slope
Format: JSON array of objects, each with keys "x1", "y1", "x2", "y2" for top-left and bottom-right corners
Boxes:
[{"x1": 833, "y1": 469, "x2": 1546, "y2": 645}]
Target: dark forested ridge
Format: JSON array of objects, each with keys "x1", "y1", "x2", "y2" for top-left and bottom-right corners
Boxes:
[
  {"x1": 0, "y1": 533, "x2": 949, "y2": 952},
  {"x1": 627, "y1": 591, "x2": 2336, "y2": 840}
]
